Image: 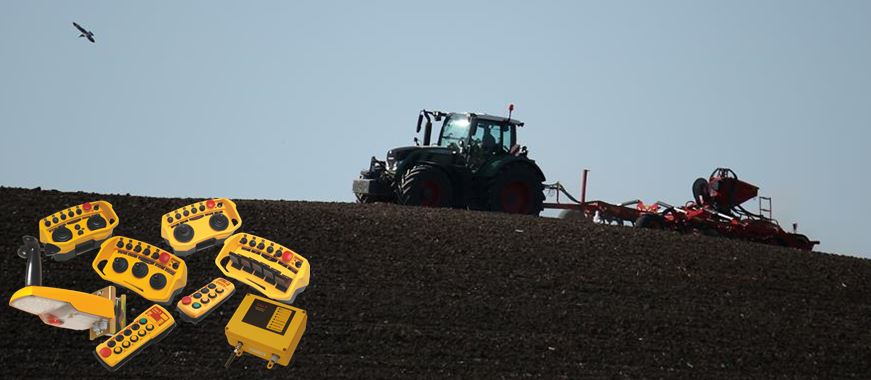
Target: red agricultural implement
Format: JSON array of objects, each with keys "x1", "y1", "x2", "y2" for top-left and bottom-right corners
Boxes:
[{"x1": 545, "y1": 168, "x2": 819, "y2": 251}]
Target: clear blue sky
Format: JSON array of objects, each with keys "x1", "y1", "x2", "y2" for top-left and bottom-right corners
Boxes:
[{"x1": 1, "y1": 1, "x2": 869, "y2": 257}]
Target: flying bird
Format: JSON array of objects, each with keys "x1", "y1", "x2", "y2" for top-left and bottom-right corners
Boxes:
[{"x1": 73, "y1": 22, "x2": 95, "y2": 43}]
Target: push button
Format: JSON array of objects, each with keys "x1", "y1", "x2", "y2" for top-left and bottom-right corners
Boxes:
[
  {"x1": 216, "y1": 288, "x2": 224, "y2": 294},
  {"x1": 131, "y1": 335, "x2": 139, "y2": 342},
  {"x1": 192, "y1": 302, "x2": 201, "y2": 309},
  {"x1": 100, "y1": 347, "x2": 112, "y2": 358},
  {"x1": 123, "y1": 329, "x2": 132, "y2": 336},
  {"x1": 83, "y1": 202, "x2": 92, "y2": 211},
  {"x1": 146, "y1": 324, "x2": 154, "y2": 331},
  {"x1": 181, "y1": 296, "x2": 192, "y2": 305},
  {"x1": 139, "y1": 317, "x2": 147, "y2": 324},
  {"x1": 122, "y1": 341, "x2": 130, "y2": 348},
  {"x1": 107, "y1": 340, "x2": 116, "y2": 348},
  {"x1": 208, "y1": 292, "x2": 217, "y2": 299},
  {"x1": 131, "y1": 323, "x2": 140, "y2": 330},
  {"x1": 207, "y1": 283, "x2": 217, "y2": 289},
  {"x1": 159, "y1": 252, "x2": 170, "y2": 264},
  {"x1": 201, "y1": 298, "x2": 210, "y2": 304},
  {"x1": 114, "y1": 335, "x2": 124, "y2": 342},
  {"x1": 138, "y1": 330, "x2": 146, "y2": 337},
  {"x1": 113, "y1": 347, "x2": 123, "y2": 354},
  {"x1": 193, "y1": 293, "x2": 202, "y2": 299}
]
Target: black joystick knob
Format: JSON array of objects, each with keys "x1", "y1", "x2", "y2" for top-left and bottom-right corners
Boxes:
[
  {"x1": 209, "y1": 213, "x2": 229, "y2": 231},
  {"x1": 173, "y1": 223, "x2": 194, "y2": 243},
  {"x1": 52, "y1": 226, "x2": 73, "y2": 242},
  {"x1": 149, "y1": 273, "x2": 167, "y2": 290},
  {"x1": 112, "y1": 257, "x2": 128, "y2": 273},
  {"x1": 86, "y1": 215, "x2": 107, "y2": 230},
  {"x1": 131, "y1": 262, "x2": 149, "y2": 278}
]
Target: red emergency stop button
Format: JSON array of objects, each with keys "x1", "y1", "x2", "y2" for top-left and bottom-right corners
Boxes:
[
  {"x1": 159, "y1": 252, "x2": 170, "y2": 264},
  {"x1": 181, "y1": 296, "x2": 192, "y2": 305},
  {"x1": 206, "y1": 199, "x2": 216, "y2": 209},
  {"x1": 99, "y1": 347, "x2": 112, "y2": 358},
  {"x1": 83, "y1": 202, "x2": 92, "y2": 211},
  {"x1": 281, "y1": 251, "x2": 293, "y2": 263}
]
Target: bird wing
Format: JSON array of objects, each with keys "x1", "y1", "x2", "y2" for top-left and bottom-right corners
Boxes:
[{"x1": 73, "y1": 22, "x2": 88, "y2": 34}]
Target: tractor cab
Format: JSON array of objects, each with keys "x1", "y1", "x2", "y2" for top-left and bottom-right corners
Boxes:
[{"x1": 417, "y1": 110, "x2": 527, "y2": 168}]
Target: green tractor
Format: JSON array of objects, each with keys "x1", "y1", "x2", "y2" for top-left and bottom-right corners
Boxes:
[{"x1": 352, "y1": 106, "x2": 546, "y2": 215}]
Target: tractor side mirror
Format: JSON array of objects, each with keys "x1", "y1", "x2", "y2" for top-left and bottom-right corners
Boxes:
[
  {"x1": 414, "y1": 137, "x2": 420, "y2": 146},
  {"x1": 416, "y1": 114, "x2": 423, "y2": 133}
]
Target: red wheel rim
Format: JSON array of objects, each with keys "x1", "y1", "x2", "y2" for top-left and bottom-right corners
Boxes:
[
  {"x1": 421, "y1": 180, "x2": 441, "y2": 207},
  {"x1": 500, "y1": 181, "x2": 530, "y2": 213}
]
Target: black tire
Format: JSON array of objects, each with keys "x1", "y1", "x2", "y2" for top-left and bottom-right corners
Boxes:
[
  {"x1": 398, "y1": 165, "x2": 453, "y2": 207},
  {"x1": 692, "y1": 177, "x2": 711, "y2": 206},
  {"x1": 486, "y1": 163, "x2": 545, "y2": 215},
  {"x1": 635, "y1": 213, "x2": 665, "y2": 229}
]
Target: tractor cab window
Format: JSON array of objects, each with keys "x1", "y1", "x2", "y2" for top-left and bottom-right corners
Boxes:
[
  {"x1": 470, "y1": 121, "x2": 513, "y2": 153},
  {"x1": 438, "y1": 115, "x2": 472, "y2": 149}
]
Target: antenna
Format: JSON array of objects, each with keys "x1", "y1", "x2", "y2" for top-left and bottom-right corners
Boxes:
[{"x1": 507, "y1": 103, "x2": 514, "y2": 121}]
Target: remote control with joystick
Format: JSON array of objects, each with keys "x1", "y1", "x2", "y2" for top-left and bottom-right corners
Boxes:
[
  {"x1": 215, "y1": 233, "x2": 310, "y2": 304},
  {"x1": 93, "y1": 304, "x2": 176, "y2": 371},
  {"x1": 176, "y1": 277, "x2": 236, "y2": 324},
  {"x1": 161, "y1": 198, "x2": 242, "y2": 256},
  {"x1": 39, "y1": 200, "x2": 119, "y2": 261},
  {"x1": 92, "y1": 236, "x2": 188, "y2": 305}
]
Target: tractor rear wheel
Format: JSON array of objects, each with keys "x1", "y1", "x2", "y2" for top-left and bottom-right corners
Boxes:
[
  {"x1": 486, "y1": 164, "x2": 545, "y2": 215},
  {"x1": 398, "y1": 165, "x2": 453, "y2": 208},
  {"x1": 635, "y1": 213, "x2": 665, "y2": 229}
]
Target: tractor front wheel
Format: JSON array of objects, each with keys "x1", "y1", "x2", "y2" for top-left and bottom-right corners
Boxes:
[
  {"x1": 398, "y1": 165, "x2": 453, "y2": 208},
  {"x1": 486, "y1": 164, "x2": 545, "y2": 215}
]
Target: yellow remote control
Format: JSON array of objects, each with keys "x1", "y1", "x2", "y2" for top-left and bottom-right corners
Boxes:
[
  {"x1": 176, "y1": 278, "x2": 236, "y2": 324},
  {"x1": 161, "y1": 198, "x2": 242, "y2": 256},
  {"x1": 215, "y1": 233, "x2": 310, "y2": 304},
  {"x1": 94, "y1": 304, "x2": 176, "y2": 371},
  {"x1": 92, "y1": 236, "x2": 188, "y2": 305},
  {"x1": 39, "y1": 200, "x2": 119, "y2": 261}
]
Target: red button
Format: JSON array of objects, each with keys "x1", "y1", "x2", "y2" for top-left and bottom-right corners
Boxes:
[
  {"x1": 181, "y1": 296, "x2": 192, "y2": 305},
  {"x1": 100, "y1": 347, "x2": 112, "y2": 358},
  {"x1": 281, "y1": 251, "x2": 293, "y2": 262},
  {"x1": 82, "y1": 202, "x2": 92, "y2": 211},
  {"x1": 206, "y1": 199, "x2": 216, "y2": 209},
  {"x1": 159, "y1": 252, "x2": 170, "y2": 264}
]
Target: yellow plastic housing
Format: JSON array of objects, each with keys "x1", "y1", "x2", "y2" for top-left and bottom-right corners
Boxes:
[
  {"x1": 215, "y1": 233, "x2": 310, "y2": 304},
  {"x1": 94, "y1": 304, "x2": 176, "y2": 371},
  {"x1": 176, "y1": 278, "x2": 236, "y2": 324},
  {"x1": 225, "y1": 293, "x2": 307, "y2": 368},
  {"x1": 38, "y1": 200, "x2": 119, "y2": 260},
  {"x1": 160, "y1": 198, "x2": 242, "y2": 256},
  {"x1": 92, "y1": 236, "x2": 188, "y2": 305}
]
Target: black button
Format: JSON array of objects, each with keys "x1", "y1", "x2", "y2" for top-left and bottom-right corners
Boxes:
[
  {"x1": 295, "y1": 261, "x2": 302, "y2": 268},
  {"x1": 76, "y1": 209, "x2": 82, "y2": 215},
  {"x1": 60, "y1": 214, "x2": 67, "y2": 220},
  {"x1": 266, "y1": 246, "x2": 274, "y2": 253},
  {"x1": 175, "y1": 213, "x2": 181, "y2": 220},
  {"x1": 200, "y1": 288, "x2": 209, "y2": 294},
  {"x1": 240, "y1": 237, "x2": 247, "y2": 244},
  {"x1": 151, "y1": 252, "x2": 160, "y2": 260},
  {"x1": 193, "y1": 293, "x2": 202, "y2": 299},
  {"x1": 173, "y1": 223, "x2": 194, "y2": 243},
  {"x1": 207, "y1": 283, "x2": 216, "y2": 289},
  {"x1": 274, "y1": 249, "x2": 282, "y2": 258},
  {"x1": 143, "y1": 248, "x2": 151, "y2": 256},
  {"x1": 68, "y1": 211, "x2": 74, "y2": 217},
  {"x1": 123, "y1": 330, "x2": 132, "y2": 336},
  {"x1": 116, "y1": 240, "x2": 124, "y2": 248},
  {"x1": 133, "y1": 245, "x2": 141, "y2": 253},
  {"x1": 149, "y1": 273, "x2": 167, "y2": 290},
  {"x1": 94, "y1": 205, "x2": 99, "y2": 210},
  {"x1": 183, "y1": 210, "x2": 189, "y2": 217},
  {"x1": 257, "y1": 242, "x2": 265, "y2": 250},
  {"x1": 199, "y1": 205, "x2": 205, "y2": 211},
  {"x1": 52, "y1": 226, "x2": 73, "y2": 242},
  {"x1": 167, "y1": 217, "x2": 173, "y2": 223},
  {"x1": 191, "y1": 208, "x2": 197, "y2": 214},
  {"x1": 209, "y1": 213, "x2": 229, "y2": 231},
  {"x1": 131, "y1": 323, "x2": 139, "y2": 330},
  {"x1": 126, "y1": 243, "x2": 133, "y2": 250},
  {"x1": 114, "y1": 335, "x2": 124, "y2": 342},
  {"x1": 77, "y1": 230, "x2": 84, "y2": 236},
  {"x1": 131, "y1": 262, "x2": 149, "y2": 278},
  {"x1": 107, "y1": 340, "x2": 116, "y2": 348},
  {"x1": 74, "y1": 224, "x2": 81, "y2": 230},
  {"x1": 249, "y1": 240, "x2": 256, "y2": 247},
  {"x1": 52, "y1": 217, "x2": 59, "y2": 223},
  {"x1": 87, "y1": 215, "x2": 107, "y2": 230},
  {"x1": 172, "y1": 262, "x2": 179, "y2": 269}
]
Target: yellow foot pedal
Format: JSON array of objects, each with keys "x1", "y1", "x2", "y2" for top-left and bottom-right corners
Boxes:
[
  {"x1": 161, "y1": 198, "x2": 242, "y2": 256},
  {"x1": 92, "y1": 236, "x2": 188, "y2": 305},
  {"x1": 215, "y1": 233, "x2": 310, "y2": 304},
  {"x1": 176, "y1": 278, "x2": 236, "y2": 324},
  {"x1": 39, "y1": 200, "x2": 119, "y2": 261},
  {"x1": 94, "y1": 304, "x2": 176, "y2": 372},
  {"x1": 224, "y1": 293, "x2": 307, "y2": 369}
]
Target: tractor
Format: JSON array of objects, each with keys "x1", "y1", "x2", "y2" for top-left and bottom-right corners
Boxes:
[{"x1": 352, "y1": 106, "x2": 546, "y2": 215}]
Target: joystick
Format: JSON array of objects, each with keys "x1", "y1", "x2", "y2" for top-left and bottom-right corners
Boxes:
[
  {"x1": 161, "y1": 198, "x2": 242, "y2": 256},
  {"x1": 39, "y1": 200, "x2": 119, "y2": 261}
]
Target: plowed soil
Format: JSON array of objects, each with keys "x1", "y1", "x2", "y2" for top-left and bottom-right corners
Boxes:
[{"x1": 1, "y1": 187, "x2": 870, "y2": 379}]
